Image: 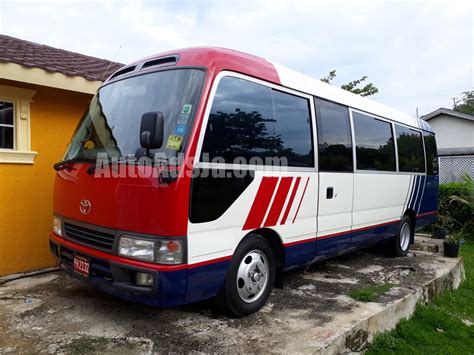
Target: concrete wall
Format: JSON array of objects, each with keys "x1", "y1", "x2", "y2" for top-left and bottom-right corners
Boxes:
[
  {"x1": 428, "y1": 115, "x2": 474, "y2": 150},
  {"x1": 0, "y1": 79, "x2": 91, "y2": 276}
]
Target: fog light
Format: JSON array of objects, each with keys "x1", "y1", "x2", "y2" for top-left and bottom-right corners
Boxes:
[{"x1": 135, "y1": 272, "x2": 153, "y2": 287}]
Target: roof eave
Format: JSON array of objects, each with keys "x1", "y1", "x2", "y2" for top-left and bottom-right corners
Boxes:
[
  {"x1": 0, "y1": 62, "x2": 100, "y2": 94},
  {"x1": 421, "y1": 107, "x2": 474, "y2": 122}
]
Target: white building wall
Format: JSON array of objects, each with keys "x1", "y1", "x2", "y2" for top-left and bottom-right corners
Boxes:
[{"x1": 428, "y1": 115, "x2": 474, "y2": 149}]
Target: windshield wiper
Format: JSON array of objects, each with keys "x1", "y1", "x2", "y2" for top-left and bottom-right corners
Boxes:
[{"x1": 53, "y1": 157, "x2": 96, "y2": 171}]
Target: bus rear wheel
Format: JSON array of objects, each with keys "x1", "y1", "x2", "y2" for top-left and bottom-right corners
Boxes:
[
  {"x1": 216, "y1": 234, "x2": 276, "y2": 317},
  {"x1": 391, "y1": 215, "x2": 412, "y2": 257}
]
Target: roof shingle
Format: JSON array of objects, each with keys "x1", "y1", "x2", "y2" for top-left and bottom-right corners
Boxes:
[{"x1": 0, "y1": 35, "x2": 124, "y2": 82}]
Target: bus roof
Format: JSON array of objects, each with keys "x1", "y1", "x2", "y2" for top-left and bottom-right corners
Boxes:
[{"x1": 106, "y1": 47, "x2": 434, "y2": 133}]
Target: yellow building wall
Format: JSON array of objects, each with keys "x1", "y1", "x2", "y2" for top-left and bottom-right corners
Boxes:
[{"x1": 0, "y1": 79, "x2": 92, "y2": 276}]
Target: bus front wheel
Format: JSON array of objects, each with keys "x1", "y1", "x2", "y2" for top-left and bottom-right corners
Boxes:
[{"x1": 216, "y1": 234, "x2": 276, "y2": 317}]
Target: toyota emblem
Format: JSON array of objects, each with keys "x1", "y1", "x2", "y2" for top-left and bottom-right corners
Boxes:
[{"x1": 79, "y1": 199, "x2": 92, "y2": 215}]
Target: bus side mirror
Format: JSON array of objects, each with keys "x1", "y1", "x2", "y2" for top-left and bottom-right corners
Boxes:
[{"x1": 140, "y1": 112, "x2": 164, "y2": 149}]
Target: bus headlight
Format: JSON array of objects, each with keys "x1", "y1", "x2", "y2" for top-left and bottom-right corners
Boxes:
[
  {"x1": 53, "y1": 216, "x2": 62, "y2": 237},
  {"x1": 119, "y1": 236, "x2": 155, "y2": 262},
  {"x1": 118, "y1": 236, "x2": 185, "y2": 264}
]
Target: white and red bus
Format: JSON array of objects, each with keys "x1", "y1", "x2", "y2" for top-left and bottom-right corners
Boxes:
[{"x1": 50, "y1": 48, "x2": 438, "y2": 316}]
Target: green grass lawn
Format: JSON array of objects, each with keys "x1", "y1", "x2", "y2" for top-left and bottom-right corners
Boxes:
[{"x1": 367, "y1": 241, "x2": 474, "y2": 354}]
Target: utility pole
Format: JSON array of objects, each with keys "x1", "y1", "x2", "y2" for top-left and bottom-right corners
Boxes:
[
  {"x1": 452, "y1": 97, "x2": 457, "y2": 109},
  {"x1": 416, "y1": 107, "x2": 419, "y2": 118}
]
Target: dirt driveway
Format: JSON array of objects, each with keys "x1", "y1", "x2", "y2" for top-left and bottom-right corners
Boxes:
[{"x1": 0, "y1": 242, "x2": 462, "y2": 354}]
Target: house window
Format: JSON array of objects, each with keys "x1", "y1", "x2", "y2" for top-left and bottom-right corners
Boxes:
[
  {"x1": 0, "y1": 85, "x2": 37, "y2": 164},
  {"x1": 0, "y1": 101, "x2": 15, "y2": 149}
]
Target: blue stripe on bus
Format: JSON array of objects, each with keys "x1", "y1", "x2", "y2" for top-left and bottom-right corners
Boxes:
[
  {"x1": 413, "y1": 175, "x2": 422, "y2": 210},
  {"x1": 407, "y1": 175, "x2": 418, "y2": 210},
  {"x1": 411, "y1": 175, "x2": 423, "y2": 211},
  {"x1": 416, "y1": 175, "x2": 427, "y2": 213}
]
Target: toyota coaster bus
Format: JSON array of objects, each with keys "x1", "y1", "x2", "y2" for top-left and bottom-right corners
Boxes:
[{"x1": 49, "y1": 48, "x2": 438, "y2": 316}]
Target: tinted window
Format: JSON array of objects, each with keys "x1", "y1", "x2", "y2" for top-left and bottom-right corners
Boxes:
[
  {"x1": 201, "y1": 76, "x2": 313, "y2": 167},
  {"x1": 423, "y1": 132, "x2": 437, "y2": 175},
  {"x1": 353, "y1": 112, "x2": 396, "y2": 171},
  {"x1": 395, "y1": 125, "x2": 425, "y2": 173},
  {"x1": 190, "y1": 168, "x2": 254, "y2": 223},
  {"x1": 272, "y1": 90, "x2": 313, "y2": 167},
  {"x1": 315, "y1": 99, "x2": 353, "y2": 172}
]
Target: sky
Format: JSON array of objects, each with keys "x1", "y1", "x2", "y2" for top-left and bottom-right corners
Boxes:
[{"x1": 0, "y1": 0, "x2": 472, "y2": 116}]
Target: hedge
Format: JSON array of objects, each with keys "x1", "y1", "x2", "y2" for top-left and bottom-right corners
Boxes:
[{"x1": 436, "y1": 179, "x2": 474, "y2": 239}]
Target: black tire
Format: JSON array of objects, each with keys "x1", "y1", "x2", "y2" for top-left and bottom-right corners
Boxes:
[
  {"x1": 216, "y1": 234, "x2": 276, "y2": 317},
  {"x1": 390, "y1": 215, "x2": 413, "y2": 257}
]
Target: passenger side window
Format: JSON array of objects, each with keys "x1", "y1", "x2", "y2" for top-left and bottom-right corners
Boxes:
[
  {"x1": 315, "y1": 99, "x2": 353, "y2": 172},
  {"x1": 200, "y1": 76, "x2": 314, "y2": 167},
  {"x1": 272, "y1": 90, "x2": 314, "y2": 167},
  {"x1": 353, "y1": 112, "x2": 396, "y2": 171},
  {"x1": 423, "y1": 132, "x2": 438, "y2": 175},
  {"x1": 395, "y1": 125, "x2": 425, "y2": 173}
]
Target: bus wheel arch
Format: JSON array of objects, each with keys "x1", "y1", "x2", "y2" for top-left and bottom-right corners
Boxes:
[
  {"x1": 403, "y1": 209, "x2": 416, "y2": 244},
  {"x1": 247, "y1": 228, "x2": 285, "y2": 289}
]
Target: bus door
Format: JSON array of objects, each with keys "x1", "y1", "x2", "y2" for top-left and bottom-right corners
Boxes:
[
  {"x1": 314, "y1": 99, "x2": 354, "y2": 257},
  {"x1": 351, "y1": 112, "x2": 405, "y2": 247}
]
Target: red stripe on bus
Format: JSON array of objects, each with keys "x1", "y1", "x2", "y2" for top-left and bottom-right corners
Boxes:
[
  {"x1": 280, "y1": 177, "x2": 301, "y2": 225},
  {"x1": 284, "y1": 236, "x2": 318, "y2": 247},
  {"x1": 188, "y1": 255, "x2": 233, "y2": 269},
  {"x1": 292, "y1": 177, "x2": 310, "y2": 223},
  {"x1": 242, "y1": 176, "x2": 279, "y2": 230},
  {"x1": 416, "y1": 211, "x2": 438, "y2": 218},
  {"x1": 263, "y1": 177, "x2": 293, "y2": 227},
  {"x1": 351, "y1": 219, "x2": 400, "y2": 233},
  {"x1": 317, "y1": 230, "x2": 351, "y2": 240},
  {"x1": 284, "y1": 219, "x2": 402, "y2": 247}
]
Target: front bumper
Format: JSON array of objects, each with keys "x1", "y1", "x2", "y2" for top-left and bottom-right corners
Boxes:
[{"x1": 49, "y1": 233, "x2": 188, "y2": 307}]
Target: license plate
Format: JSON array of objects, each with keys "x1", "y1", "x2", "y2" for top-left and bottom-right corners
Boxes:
[{"x1": 73, "y1": 254, "x2": 90, "y2": 277}]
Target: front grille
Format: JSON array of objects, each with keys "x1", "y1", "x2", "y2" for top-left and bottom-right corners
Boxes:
[{"x1": 64, "y1": 223, "x2": 115, "y2": 250}]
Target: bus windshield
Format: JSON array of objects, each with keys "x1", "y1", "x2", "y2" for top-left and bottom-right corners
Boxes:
[{"x1": 64, "y1": 68, "x2": 205, "y2": 163}]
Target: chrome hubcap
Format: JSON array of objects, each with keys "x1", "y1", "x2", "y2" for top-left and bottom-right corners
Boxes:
[
  {"x1": 236, "y1": 250, "x2": 269, "y2": 303},
  {"x1": 400, "y1": 222, "x2": 411, "y2": 251}
]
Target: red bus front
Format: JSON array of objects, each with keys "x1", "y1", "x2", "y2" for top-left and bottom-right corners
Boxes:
[{"x1": 49, "y1": 61, "x2": 209, "y2": 306}]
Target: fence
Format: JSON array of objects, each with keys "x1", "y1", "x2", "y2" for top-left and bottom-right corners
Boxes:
[{"x1": 439, "y1": 155, "x2": 474, "y2": 183}]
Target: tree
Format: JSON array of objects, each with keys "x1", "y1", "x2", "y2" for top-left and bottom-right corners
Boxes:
[
  {"x1": 454, "y1": 91, "x2": 474, "y2": 115},
  {"x1": 321, "y1": 70, "x2": 379, "y2": 97}
]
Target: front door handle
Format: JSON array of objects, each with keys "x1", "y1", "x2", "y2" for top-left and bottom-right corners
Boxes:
[{"x1": 326, "y1": 187, "x2": 334, "y2": 199}]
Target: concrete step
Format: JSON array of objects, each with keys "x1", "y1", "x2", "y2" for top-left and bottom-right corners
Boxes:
[{"x1": 412, "y1": 235, "x2": 443, "y2": 254}]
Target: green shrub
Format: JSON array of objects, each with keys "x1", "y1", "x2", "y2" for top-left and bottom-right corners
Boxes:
[{"x1": 434, "y1": 176, "x2": 474, "y2": 239}]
